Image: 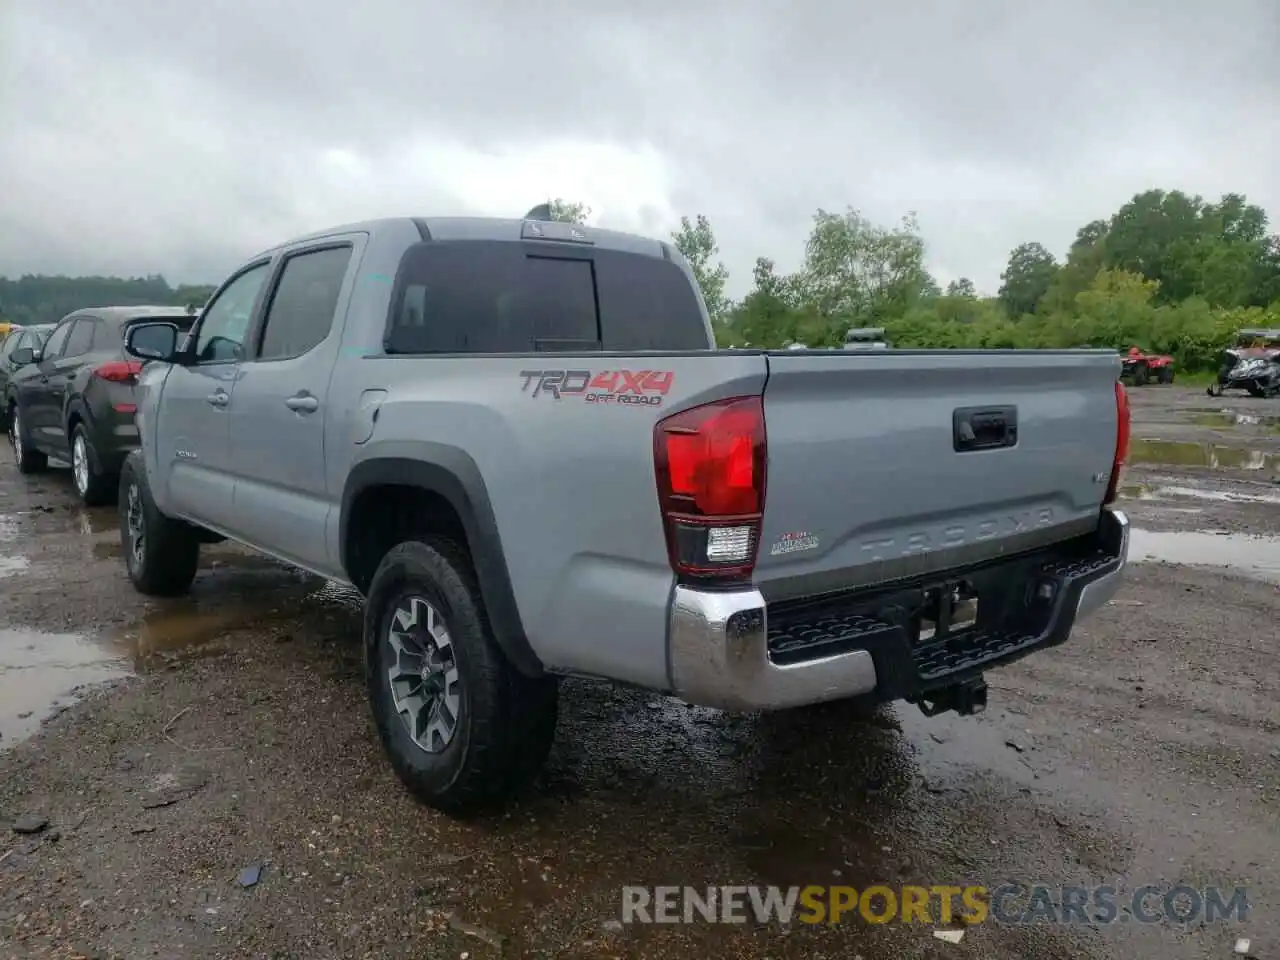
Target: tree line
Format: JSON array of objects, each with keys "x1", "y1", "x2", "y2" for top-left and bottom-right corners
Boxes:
[
  {"x1": 6, "y1": 189, "x2": 1277, "y2": 372},
  {"x1": 552, "y1": 189, "x2": 1280, "y2": 371},
  {"x1": 0, "y1": 275, "x2": 215, "y2": 328}
]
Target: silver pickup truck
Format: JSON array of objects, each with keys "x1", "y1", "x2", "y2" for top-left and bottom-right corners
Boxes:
[{"x1": 116, "y1": 214, "x2": 1132, "y2": 814}]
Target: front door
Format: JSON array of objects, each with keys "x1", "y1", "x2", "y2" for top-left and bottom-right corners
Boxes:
[
  {"x1": 22, "y1": 319, "x2": 74, "y2": 451},
  {"x1": 225, "y1": 239, "x2": 362, "y2": 574},
  {"x1": 155, "y1": 260, "x2": 273, "y2": 531}
]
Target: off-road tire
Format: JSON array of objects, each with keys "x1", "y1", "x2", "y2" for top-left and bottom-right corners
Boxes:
[
  {"x1": 1158, "y1": 367, "x2": 1174, "y2": 384},
  {"x1": 72, "y1": 423, "x2": 116, "y2": 506},
  {"x1": 364, "y1": 538, "x2": 558, "y2": 816},
  {"x1": 118, "y1": 452, "x2": 200, "y2": 596},
  {"x1": 9, "y1": 404, "x2": 48, "y2": 474},
  {"x1": 1131, "y1": 363, "x2": 1148, "y2": 386}
]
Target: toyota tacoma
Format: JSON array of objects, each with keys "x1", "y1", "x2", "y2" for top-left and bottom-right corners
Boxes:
[{"x1": 115, "y1": 213, "x2": 1132, "y2": 814}]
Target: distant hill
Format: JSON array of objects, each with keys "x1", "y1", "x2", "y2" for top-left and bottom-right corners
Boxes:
[{"x1": 0, "y1": 275, "x2": 216, "y2": 326}]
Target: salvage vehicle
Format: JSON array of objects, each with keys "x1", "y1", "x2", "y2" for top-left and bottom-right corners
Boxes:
[
  {"x1": 6, "y1": 307, "x2": 198, "y2": 504},
  {"x1": 116, "y1": 213, "x2": 1133, "y2": 815},
  {"x1": 1119, "y1": 346, "x2": 1175, "y2": 385},
  {"x1": 1207, "y1": 328, "x2": 1280, "y2": 398}
]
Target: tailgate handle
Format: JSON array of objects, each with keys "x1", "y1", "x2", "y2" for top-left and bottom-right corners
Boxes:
[{"x1": 953, "y1": 406, "x2": 1018, "y2": 452}]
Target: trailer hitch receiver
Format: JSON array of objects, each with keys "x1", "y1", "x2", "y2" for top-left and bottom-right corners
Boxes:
[{"x1": 916, "y1": 677, "x2": 988, "y2": 717}]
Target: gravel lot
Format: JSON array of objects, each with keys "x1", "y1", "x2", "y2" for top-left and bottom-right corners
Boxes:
[{"x1": 2, "y1": 384, "x2": 1278, "y2": 960}]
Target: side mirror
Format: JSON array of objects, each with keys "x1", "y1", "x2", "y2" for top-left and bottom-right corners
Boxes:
[
  {"x1": 125, "y1": 322, "x2": 181, "y2": 363},
  {"x1": 10, "y1": 347, "x2": 35, "y2": 366}
]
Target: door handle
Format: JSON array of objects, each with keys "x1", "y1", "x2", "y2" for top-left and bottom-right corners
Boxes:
[
  {"x1": 285, "y1": 394, "x2": 319, "y2": 413},
  {"x1": 207, "y1": 391, "x2": 229, "y2": 408}
]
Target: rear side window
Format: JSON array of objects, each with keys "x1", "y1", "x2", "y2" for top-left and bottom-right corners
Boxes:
[
  {"x1": 63, "y1": 320, "x2": 96, "y2": 358},
  {"x1": 386, "y1": 240, "x2": 710, "y2": 354},
  {"x1": 594, "y1": 250, "x2": 709, "y2": 351},
  {"x1": 257, "y1": 246, "x2": 353, "y2": 361},
  {"x1": 388, "y1": 242, "x2": 598, "y2": 354}
]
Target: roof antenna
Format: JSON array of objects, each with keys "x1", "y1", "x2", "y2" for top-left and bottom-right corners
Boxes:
[{"x1": 524, "y1": 203, "x2": 554, "y2": 221}]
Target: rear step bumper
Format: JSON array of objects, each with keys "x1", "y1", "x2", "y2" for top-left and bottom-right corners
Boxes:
[{"x1": 669, "y1": 508, "x2": 1130, "y2": 711}]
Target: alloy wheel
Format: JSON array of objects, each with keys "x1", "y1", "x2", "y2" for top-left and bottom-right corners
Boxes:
[
  {"x1": 125, "y1": 482, "x2": 146, "y2": 572},
  {"x1": 10, "y1": 410, "x2": 22, "y2": 464},
  {"x1": 73, "y1": 434, "x2": 90, "y2": 495},
  {"x1": 386, "y1": 595, "x2": 462, "y2": 753}
]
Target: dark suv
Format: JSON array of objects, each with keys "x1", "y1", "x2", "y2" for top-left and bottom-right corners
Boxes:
[
  {"x1": 0, "y1": 324, "x2": 55, "y2": 429},
  {"x1": 7, "y1": 306, "x2": 197, "y2": 504}
]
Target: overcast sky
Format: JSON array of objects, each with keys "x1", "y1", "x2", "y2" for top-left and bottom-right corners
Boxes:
[{"x1": 1, "y1": 0, "x2": 1276, "y2": 297}]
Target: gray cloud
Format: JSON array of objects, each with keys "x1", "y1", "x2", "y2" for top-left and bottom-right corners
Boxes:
[{"x1": 1, "y1": 0, "x2": 1276, "y2": 297}]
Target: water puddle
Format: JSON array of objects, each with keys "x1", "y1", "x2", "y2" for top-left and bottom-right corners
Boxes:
[
  {"x1": 1190, "y1": 408, "x2": 1280, "y2": 431},
  {"x1": 1129, "y1": 438, "x2": 1279, "y2": 471},
  {"x1": 1130, "y1": 528, "x2": 1280, "y2": 583},
  {"x1": 111, "y1": 574, "x2": 361, "y2": 668},
  {"x1": 0, "y1": 628, "x2": 129, "y2": 749},
  {"x1": 0, "y1": 556, "x2": 31, "y2": 578},
  {"x1": 0, "y1": 559, "x2": 362, "y2": 748},
  {"x1": 1121, "y1": 480, "x2": 1280, "y2": 505}
]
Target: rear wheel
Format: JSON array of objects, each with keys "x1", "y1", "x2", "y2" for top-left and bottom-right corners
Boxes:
[
  {"x1": 1158, "y1": 366, "x2": 1174, "y2": 384},
  {"x1": 118, "y1": 453, "x2": 200, "y2": 596},
  {"x1": 9, "y1": 405, "x2": 48, "y2": 474},
  {"x1": 1131, "y1": 363, "x2": 1148, "y2": 386},
  {"x1": 364, "y1": 538, "x2": 558, "y2": 816},
  {"x1": 71, "y1": 424, "x2": 116, "y2": 506}
]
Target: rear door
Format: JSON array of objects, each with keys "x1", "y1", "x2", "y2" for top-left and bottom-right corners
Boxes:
[
  {"x1": 224, "y1": 237, "x2": 363, "y2": 572},
  {"x1": 154, "y1": 261, "x2": 273, "y2": 530},
  {"x1": 43, "y1": 317, "x2": 100, "y2": 452}
]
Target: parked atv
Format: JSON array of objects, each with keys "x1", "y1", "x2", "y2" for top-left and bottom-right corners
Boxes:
[
  {"x1": 1120, "y1": 346, "x2": 1175, "y2": 386},
  {"x1": 1207, "y1": 329, "x2": 1280, "y2": 398}
]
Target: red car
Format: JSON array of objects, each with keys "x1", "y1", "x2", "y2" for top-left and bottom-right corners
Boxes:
[{"x1": 1120, "y1": 346, "x2": 1174, "y2": 385}]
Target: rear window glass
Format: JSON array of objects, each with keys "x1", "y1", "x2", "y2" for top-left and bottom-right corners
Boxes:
[{"x1": 386, "y1": 240, "x2": 708, "y2": 354}]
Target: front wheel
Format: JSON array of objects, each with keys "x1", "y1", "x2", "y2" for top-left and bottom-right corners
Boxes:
[
  {"x1": 9, "y1": 405, "x2": 48, "y2": 474},
  {"x1": 364, "y1": 538, "x2": 558, "y2": 816},
  {"x1": 1158, "y1": 367, "x2": 1174, "y2": 384},
  {"x1": 118, "y1": 453, "x2": 201, "y2": 596}
]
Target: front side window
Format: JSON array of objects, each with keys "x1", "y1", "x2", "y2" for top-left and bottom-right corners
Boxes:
[
  {"x1": 41, "y1": 321, "x2": 74, "y2": 359},
  {"x1": 194, "y1": 262, "x2": 271, "y2": 364}
]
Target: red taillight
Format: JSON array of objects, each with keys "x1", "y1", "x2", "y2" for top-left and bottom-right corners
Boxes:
[
  {"x1": 1105, "y1": 380, "x2": 1131, "y2": 504},
  {"x1": 94, "y1": 360, "x2": 144, "y2": 384},
  {"x1": 654, "y1": 396, "x2": 767, "y2": 581}
]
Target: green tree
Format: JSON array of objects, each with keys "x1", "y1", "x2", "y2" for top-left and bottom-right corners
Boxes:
[
  {"x1": 945, "y1": 277, "x2": 976, "y2": 298},
  {"x1": 546, "y1": 198, "x2": 590, "y2": 224},
  {"x1": 671, "y1": 214, "x2": 731, "y2": 327},
  {"x1": 998, "y1": 242, "x2": 1058, "y2": 317},
  {"x1": 800, "y1": 207, "x2": 934, "y2": 335}
]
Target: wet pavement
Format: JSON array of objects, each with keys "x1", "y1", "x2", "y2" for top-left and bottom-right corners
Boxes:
[{"x1": 0, "y1": 384, "x2": 1278, "y2": 959}]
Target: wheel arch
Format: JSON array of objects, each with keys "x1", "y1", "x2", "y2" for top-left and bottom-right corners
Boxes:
[{"x1": 340, "y1": 447, "x2": 544, "y2": 677}]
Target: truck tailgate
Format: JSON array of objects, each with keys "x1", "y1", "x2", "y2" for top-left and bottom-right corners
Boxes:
[{"x1": 755, "y1": 350, "x2": 1121, "y2": 602}]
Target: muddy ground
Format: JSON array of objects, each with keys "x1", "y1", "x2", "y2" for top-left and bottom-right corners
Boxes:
[{"x1": 1, "y1": 384, "x2": 1278, "y2": 960}]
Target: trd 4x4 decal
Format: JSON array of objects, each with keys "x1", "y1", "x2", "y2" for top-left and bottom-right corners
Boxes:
[{"x1": 519, "y1": 369, "x2": 675, "y2": 406}]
